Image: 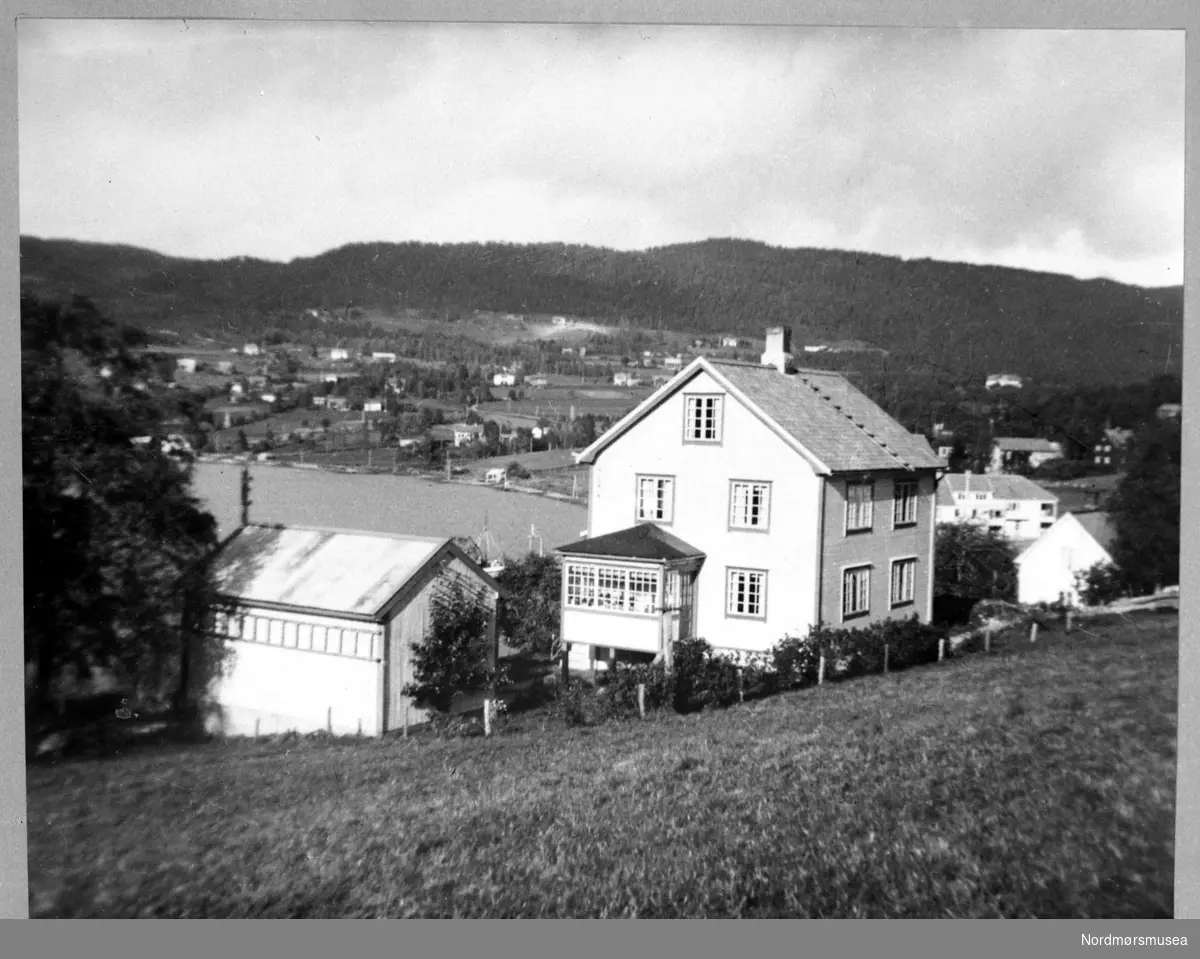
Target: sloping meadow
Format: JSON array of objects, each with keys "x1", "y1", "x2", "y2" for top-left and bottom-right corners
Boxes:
[{"x1": 27, "y1": 613, "x2": 1176, "y2": 918}]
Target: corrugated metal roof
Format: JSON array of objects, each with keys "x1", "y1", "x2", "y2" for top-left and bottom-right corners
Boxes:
[
  {"x1": 710, "y1": 361, "x2": 945, "y2": 472},
  {"x1": 211, "y1": 524, "x2": 450, "y2": 618},
  {"x1": 556, "y1": 523, "x2": 705, "y2": 562}
]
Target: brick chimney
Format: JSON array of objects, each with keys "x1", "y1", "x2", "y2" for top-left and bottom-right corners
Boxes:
[{"x1": 760, "y1": 326, "x2": 794, "y2": 374}]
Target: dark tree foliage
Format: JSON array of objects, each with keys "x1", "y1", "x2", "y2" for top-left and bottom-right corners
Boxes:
[
  {"x1": 402, "y1": 579, "x2": 498, "y2": 713},
  {"x1": 934, "y1": 523, "x2": 1018, "y2": 604},
  {"x1": 1107, "y1": 419, "x2": 1181, "y2": 595},
  {"x1": 21, "y1": 294, "x2": 225, "y2": 717},
  {"x1": 494, "y1": 553, "x2": 561, "y2": 657}
]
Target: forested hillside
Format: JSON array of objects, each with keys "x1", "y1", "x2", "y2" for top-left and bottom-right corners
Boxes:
[{"x1": 20, "y1": 235, "x2": 1182, "y2": 386}]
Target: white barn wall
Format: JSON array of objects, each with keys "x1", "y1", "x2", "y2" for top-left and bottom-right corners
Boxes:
[
  {"x1": 208, "y1": 639, "x2": 383, "y2": 737},
  {"x1": 1016, "y1": 516, "x2": 1113, "y2": 606},
  {"x1": 589, "y1": 369, "x2": 823, "y2": 654}
]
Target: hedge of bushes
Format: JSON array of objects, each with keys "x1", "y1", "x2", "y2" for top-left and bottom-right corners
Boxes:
[{"x1": 556, "y1": 615, "x2": 951, "y2": 726}]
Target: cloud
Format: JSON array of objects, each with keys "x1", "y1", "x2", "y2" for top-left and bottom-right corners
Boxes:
[{"x1": 17, "y1": 22, "x2": 1184, "y2": 287}]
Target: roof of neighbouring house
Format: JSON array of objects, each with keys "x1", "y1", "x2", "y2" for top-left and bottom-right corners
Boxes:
[
  {"x1": 936, "y1": 472, "x2": 1058, "y2": 504},
  {"x1": 1073, "y1": 510, "x2": 1118, "y2": 550},
  {"x1": 556, "y1": 523, "x2": 706, "y2": 562},
  {"x1": 574, "y1": 356, "x2": 944, "y2": 473},
  {"x1": 210, "y1": 524, "x2": 497, "y2": 619},
  {"x1": 992, "y1": 436, "x2": 1062, "y2": 453}
]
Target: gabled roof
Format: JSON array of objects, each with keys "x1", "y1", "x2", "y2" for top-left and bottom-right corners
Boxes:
[
  {"x1": 210, "y1": 524, "x2": 498, "y2": 620},
  {"x1": 937, "y1": 472, "x2": 1058, "y2": 503},
  {"x1": 992, "y1": 437, "x2": 1062, "y2": 453},
  {"x1": 556, "y1": 523, "x2": 705, "y2": 562},
  {"x1": 573, "y1": 357, "x2": 944, "y2": 474},
  {"x1": 1074, "y1": 510, "x2": 1118, "y2": 551}
]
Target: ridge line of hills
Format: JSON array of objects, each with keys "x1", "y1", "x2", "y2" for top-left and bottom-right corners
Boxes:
[{"x1": 19, "y1": 235, "x2": 1183, "y2": 387}]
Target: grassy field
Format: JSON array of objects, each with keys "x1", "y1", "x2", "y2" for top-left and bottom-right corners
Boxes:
[{"x1": 26, "y1": 613, "x2": 1177, "y2": 917}]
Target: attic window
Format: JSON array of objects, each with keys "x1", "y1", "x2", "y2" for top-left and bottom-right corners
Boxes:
[{"x1": 683, "y1": 394, "x2": 723, "y2": 443}]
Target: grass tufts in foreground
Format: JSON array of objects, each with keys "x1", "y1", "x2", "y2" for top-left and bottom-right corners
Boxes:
[{"x1": 27, "y1": 614, "x2": 1176, "y2": 917}]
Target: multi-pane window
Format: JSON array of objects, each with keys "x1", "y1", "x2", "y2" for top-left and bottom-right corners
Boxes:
[
  {"x1": 842, "y1": 565, "x2": 871, "y2": 619},
  {"x1": 726, "y1": 568, "x2": 766, "y2": 618},
  {"x1": 846, "y1": 481, "x2": 874, "y2": 532},
  {"x1": 892, "y1": 478, "x2": 918, "y2": 527},
  {"x1": 564, "y1": 563, "x2": 659, "y2": 616},
  {"x1": 730, "y1": 481, "x2": 771, "y2": 530},
  {"x1": 684, "y1": 394, "x2": 722, "y2": 442},
  {"x1": 890, "y1": 558, "x2": 916, "y2": 607},
  {"x1": 566, "y1": 564, "x2": 597, "y2": 608},
  {"x1": 636, "y1": 475, "x2": 674, "y2": 523}
]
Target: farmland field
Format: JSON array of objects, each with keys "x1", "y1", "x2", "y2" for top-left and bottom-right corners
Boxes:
[
  {"x1": 191, "y1": 462, "x2": 586, "y2": 556},
  {"x1": 27, "y1": 613, "x2": 1177, "y2": 917}
]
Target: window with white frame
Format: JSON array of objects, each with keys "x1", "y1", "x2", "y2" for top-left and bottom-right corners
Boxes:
[
  {"x1": 726, "y1": 568, "x2": 766, "y2": 618},
  {"x1": 890, "y1": 558, "x2": 916, "y2": 607},
  {"x1": 842, "y1": 565, "x2": 871, "y2": 619},
  {"x1": 892, "y1": 478, "x2": 918, "y2": 527},
  {"x1": 564, "y1": 563, "x2": 659, "y2": 615},
  {"x1": 636, "y1": 475, "x2": 674, "y2": 523},
  {"x1": 846, "y1": 481, "x2": 874, "y2": 532},
  {"x1": 729, "y1": 481, "x2": 771, "y2": 530},
  {"x1": 684, "y1": 394, "x2": 722, "y2": 442}
]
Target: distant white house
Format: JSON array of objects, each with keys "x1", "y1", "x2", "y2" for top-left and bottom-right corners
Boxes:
[
  {"x1": 552, "y1": 316, "x2": 568, "y2": 326},
  {"x1": 362, "y1": 399, "x2": 384, "y2": 413},
  {"x1": 323, "y1": 374, "x2": 341, "y2": 384},
  {"x1": 936, "y1": 445, "x2": 955, "y2": 461},
  {"x1": 204, "y1": 525, "x2": 500, "y2": 737},
  {"x1": 372, "y1": 352, "x2": 397, "y2": 363},
  {"x1": 721, "y1": 336, "x2": 740, "y2": 348},
  {"x1": 662, "y1": 354, "x2": 683, "y2": 371},
  {"x1": 243, "y1": 343, "x2": 261, "y2": 356},
  {"x1": 526, "y1": 375, "x2": 549, "y2": 388},
  {"x1": 803, "y1": 345, "x2": 829, "y2": 354},
  {"x1": 935, "y1": 472, "x2": 1058, "y2": 542},
  {"x1": 230, "y1": 383, "x2": 245, "y2": 396},
  {"x1": 561, "y1": 347, "x2": 576, "y2": 356},
  {"x1": 987, "y1": 437, "x2": 1064, "y2": 474},
  {"x1": 613, "y1": 371, "x2": 643, "y2": 387},
  {"x1": 484, "y1": 467, "x2": 508, "y2": 485},
  {"x1": 1156, "y1": 403, "x2": 1182, "y2": 421},
  {"x1": 176, "y1": 357, "x2": 197, "y2": 374},
  {"x1": 986, "y1": 373, "x2": 1024, "y2": 390},
  {"x1": 1015, "y1": 511, "x2": 1117, "y2": 606},
  {"x1": 330, "y1": 348, "x2": 350, "y2": 361},
  {"x1": 260, "y1": 393, "x2": 277, "y2": 405},
  {"x1": 493, "y1": 372, "x2": 516, "y2": 387}
]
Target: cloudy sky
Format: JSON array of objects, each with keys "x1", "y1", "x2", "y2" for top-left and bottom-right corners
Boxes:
[{"x1": 17, "y1": 20, "x2": 1184, "y2": 287}]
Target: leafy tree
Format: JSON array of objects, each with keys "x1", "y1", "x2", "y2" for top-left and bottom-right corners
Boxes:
[
  {"x1": 401, "y1": 579, "x2": 498, "y2": 712},
  {"x1": 495, "y1": 553, "x2": 562, "y2": 658},
  {"x1": 21, "y1": 294, "x2": 226, "y2": 719},
  {"x1": 1107, "y1": 419, "x2": 1181, "y2": 594},
  {"x1": 934, "y1": 523, "x2": 1018, "y2": 603}
]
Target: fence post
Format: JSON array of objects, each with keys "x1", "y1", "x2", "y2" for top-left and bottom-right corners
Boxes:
[
  {"x1": 1030, "y1": 622, "x2": 1039, "y2": 644},
  {"x1": 938, "y1": 638, "x2": 945, "y2": 662},
  {"x1": 327, "y1": 706, "x2": 332, "y2": 735},
  {"x1": 483, "y1": 697, "x2": 492, "y2": 737},
  {"x1": 818, "y1": 655, "x2": 826, "y2": 686},
  {"x1": 737, "y1": 668, "x2": 744, "y2": 704},
  {"x1": 637, "y1": 683, "x2": 646, "y2": 719},
  {"x1": 984, "y1": 627, "x2": 991, "y2": 654},
  {"x1": 404, "y1": 705, "x2": 409, "y2": 739},
  {"x1": 254, "y1": 718, "x2": 260, "y2": 741},
  {"x1": 883, "y1": 644, "x2": 889, "y2": 674},
  {"x1": 1065, "y1": 609, "x2": 1073, "y2": 634}
]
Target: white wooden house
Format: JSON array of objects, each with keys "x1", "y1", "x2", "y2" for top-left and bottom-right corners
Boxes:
[
  {"x1": 204, "y1": 524, "x2": 500, "y2": 737},
  {"x1": 555, "y1": 328, "x2": 945, "y2": 671},
  {"x1": 987, "y1": 437, "x2": 1063, "y2": 473},
  {"x1": 934, "y1": 472, "x2": 1058, "y2": 542},
  {"x1": 1014, "y1": 510, "x2": 1117, "y2": 606}
]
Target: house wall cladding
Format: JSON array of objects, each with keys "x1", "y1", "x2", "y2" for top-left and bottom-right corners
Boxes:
[
  {"x1": 587, "y1": 368, "x2": 823, "y2": 653},
  {"x1": 207, "y1": 604, "x2": 384, "y2": 737},
  {"x1": 818, "y1": 471, "x2": 936, "y2": 627},
  {"x1": 384, "y1": 556, "x2": 497, "y2": 730}
]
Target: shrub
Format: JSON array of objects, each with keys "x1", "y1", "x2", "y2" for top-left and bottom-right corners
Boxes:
[
  {"x1": 1076, "y1": 562, "x2": 1127, "y2": 607},
  {"x1": 401, "y1": 580, "x2": 500, "y2": 713}
]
